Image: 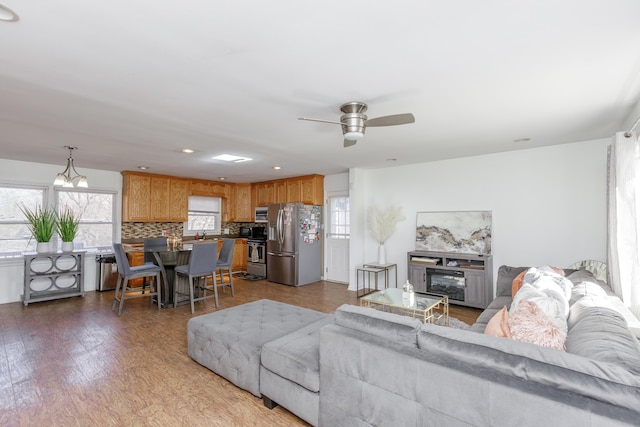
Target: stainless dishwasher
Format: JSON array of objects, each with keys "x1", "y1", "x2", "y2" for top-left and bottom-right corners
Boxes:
[{"x1": 96, "y1": 253, "x2": 119, "y2": 291}]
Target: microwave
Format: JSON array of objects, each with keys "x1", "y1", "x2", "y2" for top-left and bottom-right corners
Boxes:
[{"x1": 255, "y1": 206, "x2": 268, "y2": 223}]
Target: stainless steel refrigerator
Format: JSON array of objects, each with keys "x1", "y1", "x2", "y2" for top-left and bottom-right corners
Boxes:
[{"x1": 266, "y1": 203, "x2": 322, "y2": 286}]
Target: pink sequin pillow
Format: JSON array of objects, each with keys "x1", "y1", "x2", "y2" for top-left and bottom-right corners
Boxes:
[{"x1": 508, "y1": 300, "x2": 566, "y2": 351}]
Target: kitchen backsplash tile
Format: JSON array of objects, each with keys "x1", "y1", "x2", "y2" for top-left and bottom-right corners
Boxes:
[
  {"x1": 121, "y1": 222, "x2": 263, "y2": 239},
  {"x1": 121, "y1": 222, "x2": 184, "y2": 239}
]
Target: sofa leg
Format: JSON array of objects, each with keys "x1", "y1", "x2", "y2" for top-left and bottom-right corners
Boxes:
[{"x1": 262, "y1": 396, "x2": 279, "y2": 410}]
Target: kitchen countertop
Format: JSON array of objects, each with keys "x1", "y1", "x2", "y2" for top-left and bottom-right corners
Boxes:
[{"x1": 122, "y1": 236, "x2": 246, "y2": 253}]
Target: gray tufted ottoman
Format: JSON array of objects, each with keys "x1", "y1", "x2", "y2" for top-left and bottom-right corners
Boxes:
[{"x1": 187, "y1": 299, "x2": 329, "y2": 397}]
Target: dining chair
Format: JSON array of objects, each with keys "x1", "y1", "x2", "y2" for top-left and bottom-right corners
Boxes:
[
  {"x1": 174, "y1": 242, "x2": 219, "y2": 313},
  {"x1": 112, "y1": 243, "x2": 162, "y2": 316},
  {"x1": 141, "y1": 237, "x2": 168, "y2": 294},
  {"x1": 216, "y1": 238, "x2": 236, "y2": 296}
]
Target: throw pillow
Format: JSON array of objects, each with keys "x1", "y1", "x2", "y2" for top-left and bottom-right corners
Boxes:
[
  {"x1": 509, "y1": 300, "x2": 566, "y2": 351},
  {"x1": 511, "y1": 271, "x2": 526, "y2": 297},
  {"x1": 484, "y1": 306, "x2": 511, "y2": 338}
]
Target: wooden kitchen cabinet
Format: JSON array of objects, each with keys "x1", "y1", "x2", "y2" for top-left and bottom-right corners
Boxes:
[
  {"x1": 286, "y1": 178, "x2": 301, "y2": 203},
  {"x1": 122, "y1": 172, "x2": 189, "y2": 222},
  {"x1": 127, "y1": 251, "x2": 145, "y2": 286},
  {"x1": 150, "y1": 176, "x2": 189, "y2": 222},
  {"x1": 253, "y1": 182, "x2": 275, "y2": 207},
  {"x1": 232, "y1": 239, "x2": 247, "y2": 272},
  {"x1": 190, "y1": 179, "x2": 230, "y2": 198},
  {"x1": 122, "y1": 172, "x2": 152, "y2": 221},
  {"x1": 299, "y1": 175, "x2": 324, "y2": 205},
  {"x1": 230, "y1": 184, "x2": 252, "y2": 222},
  {"x1": 274, "y1": 180, "x2": 287, "y2": 203}
]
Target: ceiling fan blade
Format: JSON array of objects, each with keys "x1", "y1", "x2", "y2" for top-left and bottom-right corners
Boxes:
[
  {"x1": 298, "y1": 117, "x2": 342, "y2": 125},
  {"x1": 343, "y1": 139, "x2": 357, "y2": 148},
  {"x1": 366, "y1": 113, "x2": 415, "y2": 127}
]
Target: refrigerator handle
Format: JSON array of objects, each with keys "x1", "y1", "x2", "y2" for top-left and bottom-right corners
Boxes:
[{"x1": 278, "y1": 208, "x2": 284, "y2": 245}]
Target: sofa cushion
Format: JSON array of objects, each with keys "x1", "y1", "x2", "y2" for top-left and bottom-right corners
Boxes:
[
  {"x1": 334, "y1": 304, "x2": 422, "y2": 347},
  {"x1": 496, "y1": 265, "x2": 529, "y2": 297},
  {"x1": 470, "y1": 295, "x2": 512, "y2": 332},
  {"x1": 261, "y1": 315, "x2": 334, "y2": 393},
  {"x1": 484, "y1": 305, "x2": 510, "y2": 338},
  {"x1": 417, "y1": 323, "x2": 640, "y2": 410},
  {"x1": 566, "y1": 296, "x2": 640, "y2": 374},
  {"x1": 567, "y1": 270, "x2": 608, "y2": 305}
]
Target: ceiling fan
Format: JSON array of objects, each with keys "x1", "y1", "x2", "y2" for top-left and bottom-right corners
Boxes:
[{"x1": 298, "y1": 101, "x2": 415, "y2": 147}]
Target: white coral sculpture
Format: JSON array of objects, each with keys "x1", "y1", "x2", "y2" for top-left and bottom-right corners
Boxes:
[{"x1": 368, "y1": 205, "x2": 405, "y2": 244}]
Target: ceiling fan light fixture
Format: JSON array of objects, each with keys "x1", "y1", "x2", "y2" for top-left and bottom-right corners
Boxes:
[{"x1": 344, "y1": 131, "x2": 364, "y2": 141}]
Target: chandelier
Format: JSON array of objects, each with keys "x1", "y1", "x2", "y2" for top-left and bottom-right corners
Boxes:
[{"x1": 53, "y1": 146, "x2": 88, "y2": 188}]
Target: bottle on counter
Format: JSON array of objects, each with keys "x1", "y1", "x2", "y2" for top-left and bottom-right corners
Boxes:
[
  {"x1": 195, "y1": 232, "x2": 200, "y2": 240},
  {"x1": 402, "y1": 280, "x2": 415, "y2": 306}
]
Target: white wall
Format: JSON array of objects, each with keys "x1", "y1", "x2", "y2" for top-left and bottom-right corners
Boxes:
[
  {"x1": 0, "y1": 158, "x2": 122, "y2": 304},
  {"x1": 348, "y1": 138, "x2": 609, "y2": 292}
]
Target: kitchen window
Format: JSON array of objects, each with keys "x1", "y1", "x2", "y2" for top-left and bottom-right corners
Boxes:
[
  {"x1": 185, "y1": 196, "x2": 221, "y2": 235},
  {"x1": 0, "y1": 184, "x2": 47, "y2": 255},
  {"x1": 55, "y1": 189, "x2": 116, "y2": 251}
]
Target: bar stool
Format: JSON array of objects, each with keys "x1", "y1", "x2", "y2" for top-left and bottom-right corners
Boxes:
[
  {"x1": 174, "y1": 242, "x2": 219, "y2": 314},
  {"x1": 112, "y1": 243, "x2": 162, "y2": 316},
  {"x1": 216, "y1": 238, "x2": 236, "y2": 296}
]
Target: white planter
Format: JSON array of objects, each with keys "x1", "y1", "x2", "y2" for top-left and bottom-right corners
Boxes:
[
  {"x1": 61, "y1": 241, "x2": 74, "y2": 252},
  {"x1": 378, "y1": 243, "x2": 386, "y2": 265},
  {"x1": 36, "y1": 242, "x2": 51, "y2": 253}
]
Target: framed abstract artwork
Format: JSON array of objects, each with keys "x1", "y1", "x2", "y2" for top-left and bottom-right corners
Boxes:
[{"x1": 416, "y1": 211, "x2": 492, "y2": 255}]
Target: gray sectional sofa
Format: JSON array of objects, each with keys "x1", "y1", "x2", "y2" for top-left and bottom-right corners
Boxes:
[{"x1": 188, "y1": 266, "x2": 640, "y2": 426}]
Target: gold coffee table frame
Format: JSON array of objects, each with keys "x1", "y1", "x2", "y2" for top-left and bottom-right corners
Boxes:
[{"x1": 360, "y1": 288, "x2": 449, "y2": 325}]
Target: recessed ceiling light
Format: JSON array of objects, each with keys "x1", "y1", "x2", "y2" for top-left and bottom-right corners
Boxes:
[
  {"x1": 273, "y1": 166, "x2": 281, "y2": 170},
  {"x1": 138, "y1": 166, "x2": 149, "y2": 170},
  {"x1": 213, "y1": 154, "x2": 252, "y2": 162},
  {"x1": 0, "y1": 3, "x2": 19, "y2": 22},
  {"x1": 218, "y1": 177, "x2": 226, "y2": 180},
  {"x1": 181, "y1": 148, "x2": 194, "y2": 154},
  {"x1": 386, "y1": 158, "x2": 397, "y2": 162},
  {"x1": 514, "y1": 138, "x2": 531, "y2": 143}
]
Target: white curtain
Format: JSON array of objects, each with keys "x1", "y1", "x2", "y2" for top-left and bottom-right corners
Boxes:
[{"x1": 607, "y1": 130, "x2": 640, "y2": 319}]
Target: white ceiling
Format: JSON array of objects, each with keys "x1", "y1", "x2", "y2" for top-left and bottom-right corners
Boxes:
[{"x1": 1, "y1": 1, "x2": 640, "y2": 183}]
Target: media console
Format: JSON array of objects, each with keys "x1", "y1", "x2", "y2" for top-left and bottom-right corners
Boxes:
[{"x1": 407, "y1": 250, "x2": 493, "y2": 309}]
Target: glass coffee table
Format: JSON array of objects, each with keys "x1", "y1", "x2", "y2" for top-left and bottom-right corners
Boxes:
[{"x1": 359, "y1": 288, "x2": 449, "y2": 325}]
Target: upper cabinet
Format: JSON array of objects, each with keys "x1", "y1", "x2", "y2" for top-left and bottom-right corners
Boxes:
[
  {"x1": 122, "y1": 172, "x2": 152, "y2": 221},
  {"x1": 190, "y1": 180, "x2": 230, "y2": 198},
  {"x1": 230, "y1": 184, "x2": 252, "y2": 222},
  {"x1": 253, "y1": 174, "x2": 324, "y2": 208},
  {"x1": 122, "y1": 172, "x2": 323, "y2": 223},
  {"x1": 253, "y1": 182, "x2": 275, "y2": 207},
  {"x1": 299, "y1": 175, "x2": 324, "y2": 205},
  {"x1": 122, "y1": 172, "x2": 189, "y2": 222}
]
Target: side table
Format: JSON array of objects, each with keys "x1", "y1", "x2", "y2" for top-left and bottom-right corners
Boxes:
[
  {"x1": 363, "y1": 262, "x2": 398, "y2": 289},
  {"x1": 356, "y1": 266, "x2": 385, "y2": 298}
]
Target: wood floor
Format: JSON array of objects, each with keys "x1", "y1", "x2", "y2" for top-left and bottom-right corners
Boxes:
[{"x1": 0, "y1": 279, "x2": 481, "y2": 426}]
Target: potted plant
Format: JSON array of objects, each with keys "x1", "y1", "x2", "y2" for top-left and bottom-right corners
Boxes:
[
  {"x1": 20, "y1": 204, "x2": 57, "y2": 253},
  {"x1": 57, "y1": 206, "x2": 81, "y2": 252}
]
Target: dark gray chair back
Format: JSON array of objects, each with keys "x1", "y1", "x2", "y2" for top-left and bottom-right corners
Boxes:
[
  {"x1": 113, "y1": 243, "x2": 132, "y2": 276},
  {"x1": 188, "y1": 243, "x2": 218, "y2": 276},
  {"x1": 144, "y1": 237, "x2": 168, "y2": 264},
  {"x1": 217, "y1": 238, "x2": 236, "y2": 266}
]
